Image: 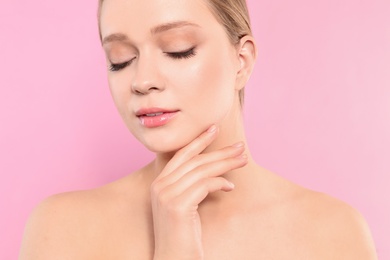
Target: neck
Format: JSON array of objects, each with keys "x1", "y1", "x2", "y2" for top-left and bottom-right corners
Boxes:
[
  {"x1": 153, "y1": 97, "x2": 250, "y2": 171},
  {"x1": 150, "y1": 101, "x2": 263, "y2": 207}
]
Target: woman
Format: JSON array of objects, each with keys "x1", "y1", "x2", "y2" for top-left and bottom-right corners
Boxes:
[{"x1": 20, "y1": 0, "x2": 377, "y2": 259}]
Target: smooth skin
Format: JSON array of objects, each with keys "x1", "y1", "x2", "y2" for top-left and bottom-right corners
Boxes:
[{"x1": 20, "y1": 0, "x2": 377, "y2": 259}]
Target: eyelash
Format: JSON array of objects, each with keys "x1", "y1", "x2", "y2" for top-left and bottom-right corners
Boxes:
[
  {"x1": 109, "y1": 57, "x2": 135, "y2": 72},
  {"x1": 108, "y1": 47, "x2": 196, "y2": 72},
  {"x1": 165, "y1": 47, "x2": 196, "y2": 60}
]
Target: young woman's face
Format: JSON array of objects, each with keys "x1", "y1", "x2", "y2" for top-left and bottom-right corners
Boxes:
[{"x1": 100, "y1": 0, "x2": 242, "y2": 153}]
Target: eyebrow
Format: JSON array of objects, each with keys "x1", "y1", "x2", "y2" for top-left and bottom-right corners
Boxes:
[
  {"x1": 102, "y1": 33, "x2": 128, "y2": 45},
  {"x1": 150, "y1": 21, "x2": 200, "y2": 35},
  {"x1": 102, "y1": 21, "x2": 200, "y2": 45}
]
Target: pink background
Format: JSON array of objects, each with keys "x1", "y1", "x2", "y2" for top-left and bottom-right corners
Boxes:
[{"x1": 1, "y1": 0, "x2": 389, "y2": 258}]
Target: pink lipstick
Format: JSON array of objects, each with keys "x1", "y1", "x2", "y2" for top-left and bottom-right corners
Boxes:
[{"x1": 136, "y1": 108, "x2": 179, "y2": 128}]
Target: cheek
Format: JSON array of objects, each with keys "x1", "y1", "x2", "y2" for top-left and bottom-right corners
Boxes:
[
  {"x1": 108, "y1": 76, "x2": 126, "y2": 106},
  {"x1": 108, "y1": 77, "x2": 127, "y2": 116},
  {"x1": 107, "y1": 75, "x2": 136, "y2": 131},
  {"x1": 185, "y1": 50, "x2": 236, "y2": 120}
]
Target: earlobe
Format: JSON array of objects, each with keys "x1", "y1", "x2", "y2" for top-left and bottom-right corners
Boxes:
[{"x1": 235, "y1": 35, "x2": 257, "y2": 90}]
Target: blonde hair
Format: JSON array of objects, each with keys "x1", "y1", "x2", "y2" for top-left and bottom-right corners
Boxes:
[{"x1": 97, "y1": 0, "x2": 252, "y2": 106}]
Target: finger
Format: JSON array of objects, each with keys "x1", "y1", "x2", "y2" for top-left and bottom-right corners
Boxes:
[
  {"x1": 159, "y1": 154, "x2": 247, "y2": 199},
  {"x1": 157, "y1": 125, "x2": 219, "y2": 180},
  {"x1": 157, "y1": 142, "x2": 245, "y2": 187},
  {"x1": 171, "y1": 177, "x2": 235, "y2": 211}
]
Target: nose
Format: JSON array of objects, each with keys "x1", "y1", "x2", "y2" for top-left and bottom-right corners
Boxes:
[{"x1": 131, "y1": 55, "x2": 165, "y2": 95}]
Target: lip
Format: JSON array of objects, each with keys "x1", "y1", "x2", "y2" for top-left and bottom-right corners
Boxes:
[
  {"x1": 135, "y1": 107, "x2": 180, "y2": 128},
  {"x1": 135, "y1": 107, "x2": 179, "y2": 116}
]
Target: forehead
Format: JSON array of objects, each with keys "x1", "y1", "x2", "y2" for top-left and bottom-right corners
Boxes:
[{"x1": 100, "y1": 0, "x2": 220, "y2": 40}]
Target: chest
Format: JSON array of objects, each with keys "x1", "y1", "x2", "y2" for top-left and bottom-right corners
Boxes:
[
  {"x1": 200, "y1": 215, "x2": 325, "y2": 259},
  {"x1": 92, "y1": 213, "x2": 327, "y2": 260}
]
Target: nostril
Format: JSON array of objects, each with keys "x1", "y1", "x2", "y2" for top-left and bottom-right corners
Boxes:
[
  {"x1": 135, "y1": 89, "x2": 144, "y2": 95},
  {"x1": 131, "y1": 83, "x2": 163, "y2": 95},
  {"x1": 149, "y1": 87, "x2": 159, "y2": 91}
]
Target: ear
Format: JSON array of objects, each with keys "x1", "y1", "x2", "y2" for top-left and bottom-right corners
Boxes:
[{"x1": 235, "y1": 35, "x2": 257, "y2": 90}]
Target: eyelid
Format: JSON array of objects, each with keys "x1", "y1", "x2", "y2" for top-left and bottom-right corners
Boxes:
[
  {"x1": 165, "y1": 47, "x2": 196, "y2": 59},
  {"x1": 108, "y1": 46, "x2": 196, "y2": 72},
  {"x1": 108, "y1": 56, "x2": 136, "y2": 72}
]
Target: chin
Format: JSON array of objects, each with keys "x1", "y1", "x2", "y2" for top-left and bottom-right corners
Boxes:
[
  {"x1": 129, "y1": 117, "x2": 215, "y2": 154},
  {"x1": 135, "y1": 129, "x2": 194, "y2": 154},
  {"x1": 143, "y1": 139, "x2": 188, "y2": 154}
]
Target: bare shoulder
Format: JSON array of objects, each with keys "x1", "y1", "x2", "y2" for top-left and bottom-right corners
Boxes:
[
  {"x1": 294, "y1": 187, "x2": 378, "y2": 259},
  {"x1": 19, "y1": 189, "x2": 103, "y2": 259},
  {"x1": 19, "y1": 166, "x2": 153, "y2": 259},
  {"x1": 257, "y1": 168, "x2": 377, "y2": 259}
]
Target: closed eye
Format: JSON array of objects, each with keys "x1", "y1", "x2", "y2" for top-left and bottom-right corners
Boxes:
[
  {"x1": 166, "y1": 47, "x2": 196, "y2": 59},
  {"x1": 108, "y1": 47, "x2": 196, "y2": 72},
  {"x1": 109, "y1": 57, "x2": 136, "y2": 72}
]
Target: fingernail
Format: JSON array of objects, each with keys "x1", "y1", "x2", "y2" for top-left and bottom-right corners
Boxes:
[
  {"x1": 239, "y1": 154, "x2": 248, "y2": 160},
  {"x1": 207, "y1": 125, "x2": 217, "y2": 133},
  {"x1": 228, "y1": 182, "x2": 235, "y2": 189},
  {"x1": 232, "y1": 142, "x2": 244, "y2": 148}
]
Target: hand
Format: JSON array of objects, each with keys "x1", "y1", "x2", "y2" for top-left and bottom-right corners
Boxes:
[{"x1": 151, "y1": 125, "x2": 248, "y2": 260}]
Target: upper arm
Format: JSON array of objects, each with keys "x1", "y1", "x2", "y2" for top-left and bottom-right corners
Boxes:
[
  {"x1": 337, "y1": 207, "x2": 377, "y2": 259},
  {"x1": 19, "y1": 193, "x2": 90, "y2": 260},
  {"x1": 318, "y1": 199, "x2": 378, "y2": 259}
]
